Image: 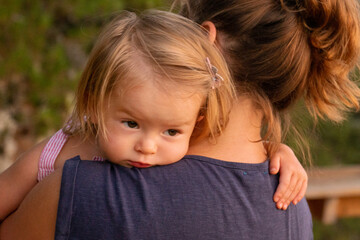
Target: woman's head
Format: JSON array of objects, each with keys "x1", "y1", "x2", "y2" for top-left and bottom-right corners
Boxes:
[
  {"x1": 176, "y1": 0, "x2": 360, "y2": 155},
  {"x1": 65, "y1": 10, "x2": 235, "y2": 145}
]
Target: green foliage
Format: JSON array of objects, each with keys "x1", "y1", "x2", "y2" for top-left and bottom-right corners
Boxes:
[
  {"x1": 285, "y1": 101, "x2": 360, "y2": 167},
  {"x1": 311, "y1": 113, "x2": 360, "y2": 166},
  {"x1": 313, "y1": 218, "x2": 360, "y2": 240}
]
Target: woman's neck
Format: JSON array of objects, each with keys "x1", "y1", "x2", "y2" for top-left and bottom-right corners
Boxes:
[{"x1": 187, "y1": 97, "x2": 267, "y2": 163}]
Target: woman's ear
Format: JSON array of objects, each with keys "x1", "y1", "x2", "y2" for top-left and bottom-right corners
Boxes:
[
  {"x1": 197, "y1": 115, "x2": 204, "y2": 122},
  {"x1": 201, "y1": 21, "x2": 217, "y2": 44}
]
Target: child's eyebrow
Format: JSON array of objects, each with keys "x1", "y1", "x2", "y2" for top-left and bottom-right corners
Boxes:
[
  {"x1": 115, "y1": 107, "x2": 140, "y2": 119},
  {"x1": 164, "y1": 117, "x2": 197, "y2": 127}
]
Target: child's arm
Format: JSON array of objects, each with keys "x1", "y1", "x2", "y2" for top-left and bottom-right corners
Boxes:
[
  {"x1": 0, "y1": 166, "x2": 61, "y2": 239},
  {"x1": 269, "y1": 143, "x2": 308, "y2": 210},
  {"x1": 0, "y1": 138, "x2": 49, "y2": 221}
]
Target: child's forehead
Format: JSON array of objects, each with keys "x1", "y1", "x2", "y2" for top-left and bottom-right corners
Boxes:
[
  {"x1": 115, "y1": 71, "x2": 203, "y2": 100},
  {"x1": 116, "y1": 79, "x2": 202, "y2": 103},
  {"x1": 109, "y1": 54, "x2": 207, "y2": 108},
  {"x1": 110, "y1": 81, "x2": 203, "y2": 124},
  {"x1": 119, "y1": 51, "x2": 204, "y2": 92}
]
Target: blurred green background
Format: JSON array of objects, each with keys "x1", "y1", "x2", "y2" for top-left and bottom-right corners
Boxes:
[{"x1": 0, "y1": 0, "x2": 359, "y2": 239}]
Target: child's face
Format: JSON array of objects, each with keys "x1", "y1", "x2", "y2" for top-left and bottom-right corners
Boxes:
[{"x1": 97, "y1": 80, "x2": 203, "y2": 168}]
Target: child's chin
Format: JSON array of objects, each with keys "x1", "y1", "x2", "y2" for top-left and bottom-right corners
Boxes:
[{"x1": 107, "y1": 159, "x2": 132, "y2": 168}]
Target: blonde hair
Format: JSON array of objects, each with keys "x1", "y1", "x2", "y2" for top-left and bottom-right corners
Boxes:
[
  {"x1": 176, "y1": 0, "x2": 360, "y2": 159},
  {"x1": 64, "y1": 10, "x2": 236, "y2": 142}
]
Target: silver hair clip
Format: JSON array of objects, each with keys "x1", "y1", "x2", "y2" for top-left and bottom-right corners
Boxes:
[{"x1": 205, "y1": 57, "x2": 224, "y2": 89}]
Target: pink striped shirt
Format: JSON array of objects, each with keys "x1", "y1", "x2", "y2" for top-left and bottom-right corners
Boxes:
[{"x1": 37, "y1": 129, "x2": 104, "y2": 181}]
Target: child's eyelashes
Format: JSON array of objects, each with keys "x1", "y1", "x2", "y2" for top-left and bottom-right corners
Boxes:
[
  {"x1": 121, "y1": 121, "x2": 180, "y2": 136},
  {"x1": 164, "y1": 129, "x2": 179, "y2": 137},
  {"x1": 122, "y1": 121, "x2": 139, "y2": 129}
]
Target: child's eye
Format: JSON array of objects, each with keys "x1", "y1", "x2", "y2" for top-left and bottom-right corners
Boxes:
[
  {"x1": 122, "y1": 121, "x2": 139, "y2": 129},
  {"x1": 164, "y1": 129, "x2": 179, "y2": 136}
]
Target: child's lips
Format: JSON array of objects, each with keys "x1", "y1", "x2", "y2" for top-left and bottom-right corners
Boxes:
[{"x1": 128, "y1": 161, "x2": 152, "y2": 168}]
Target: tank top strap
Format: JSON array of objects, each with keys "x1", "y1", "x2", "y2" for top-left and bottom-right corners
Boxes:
[
  {"x1": 37, "y1": 129, "x2": 68, "y2": 181},
  {"x1": 93, "y1": 156, "x2": 105, "y2": 161}
]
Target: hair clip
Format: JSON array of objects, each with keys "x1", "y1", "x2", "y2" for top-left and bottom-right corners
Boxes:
[{"x1": 205, "y1": 57, "x2": 224, "y2": 89}]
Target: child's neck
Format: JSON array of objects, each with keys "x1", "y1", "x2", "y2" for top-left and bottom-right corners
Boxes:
[{"x1": 187, "y1": 97, "x2": 267, "y2": 163}]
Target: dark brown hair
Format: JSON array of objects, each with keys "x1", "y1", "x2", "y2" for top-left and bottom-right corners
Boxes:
[{"x1": 175, "y1": 0, "x2": 360, "y2": 158}]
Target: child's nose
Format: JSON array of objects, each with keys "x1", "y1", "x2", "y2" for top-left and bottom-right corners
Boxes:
[{"x1": 135, "y1": 137, "x2": 157, "y2": 155}]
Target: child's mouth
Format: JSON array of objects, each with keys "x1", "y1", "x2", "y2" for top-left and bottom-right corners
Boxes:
[{"x1": 128, "y1": 161, "x2": 152, "y2": 168}]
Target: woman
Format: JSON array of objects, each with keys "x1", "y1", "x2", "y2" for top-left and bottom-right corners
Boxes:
[{"x1": 1, "y1": 0, "x2": 360, "y2": 238}]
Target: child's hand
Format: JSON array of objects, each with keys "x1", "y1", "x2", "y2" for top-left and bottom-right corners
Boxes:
[{"x1": 269, "y1": 144, "x2": 308, "y2": 210}]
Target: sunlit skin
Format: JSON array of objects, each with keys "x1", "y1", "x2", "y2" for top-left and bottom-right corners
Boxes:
[{"x1": 97, "y1": 80, "x2": 203, "y2": 168}]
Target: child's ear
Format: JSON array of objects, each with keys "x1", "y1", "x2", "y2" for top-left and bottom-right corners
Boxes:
[{"x1": 88, "y1": 111, "x2": 98, "y2": 124}]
